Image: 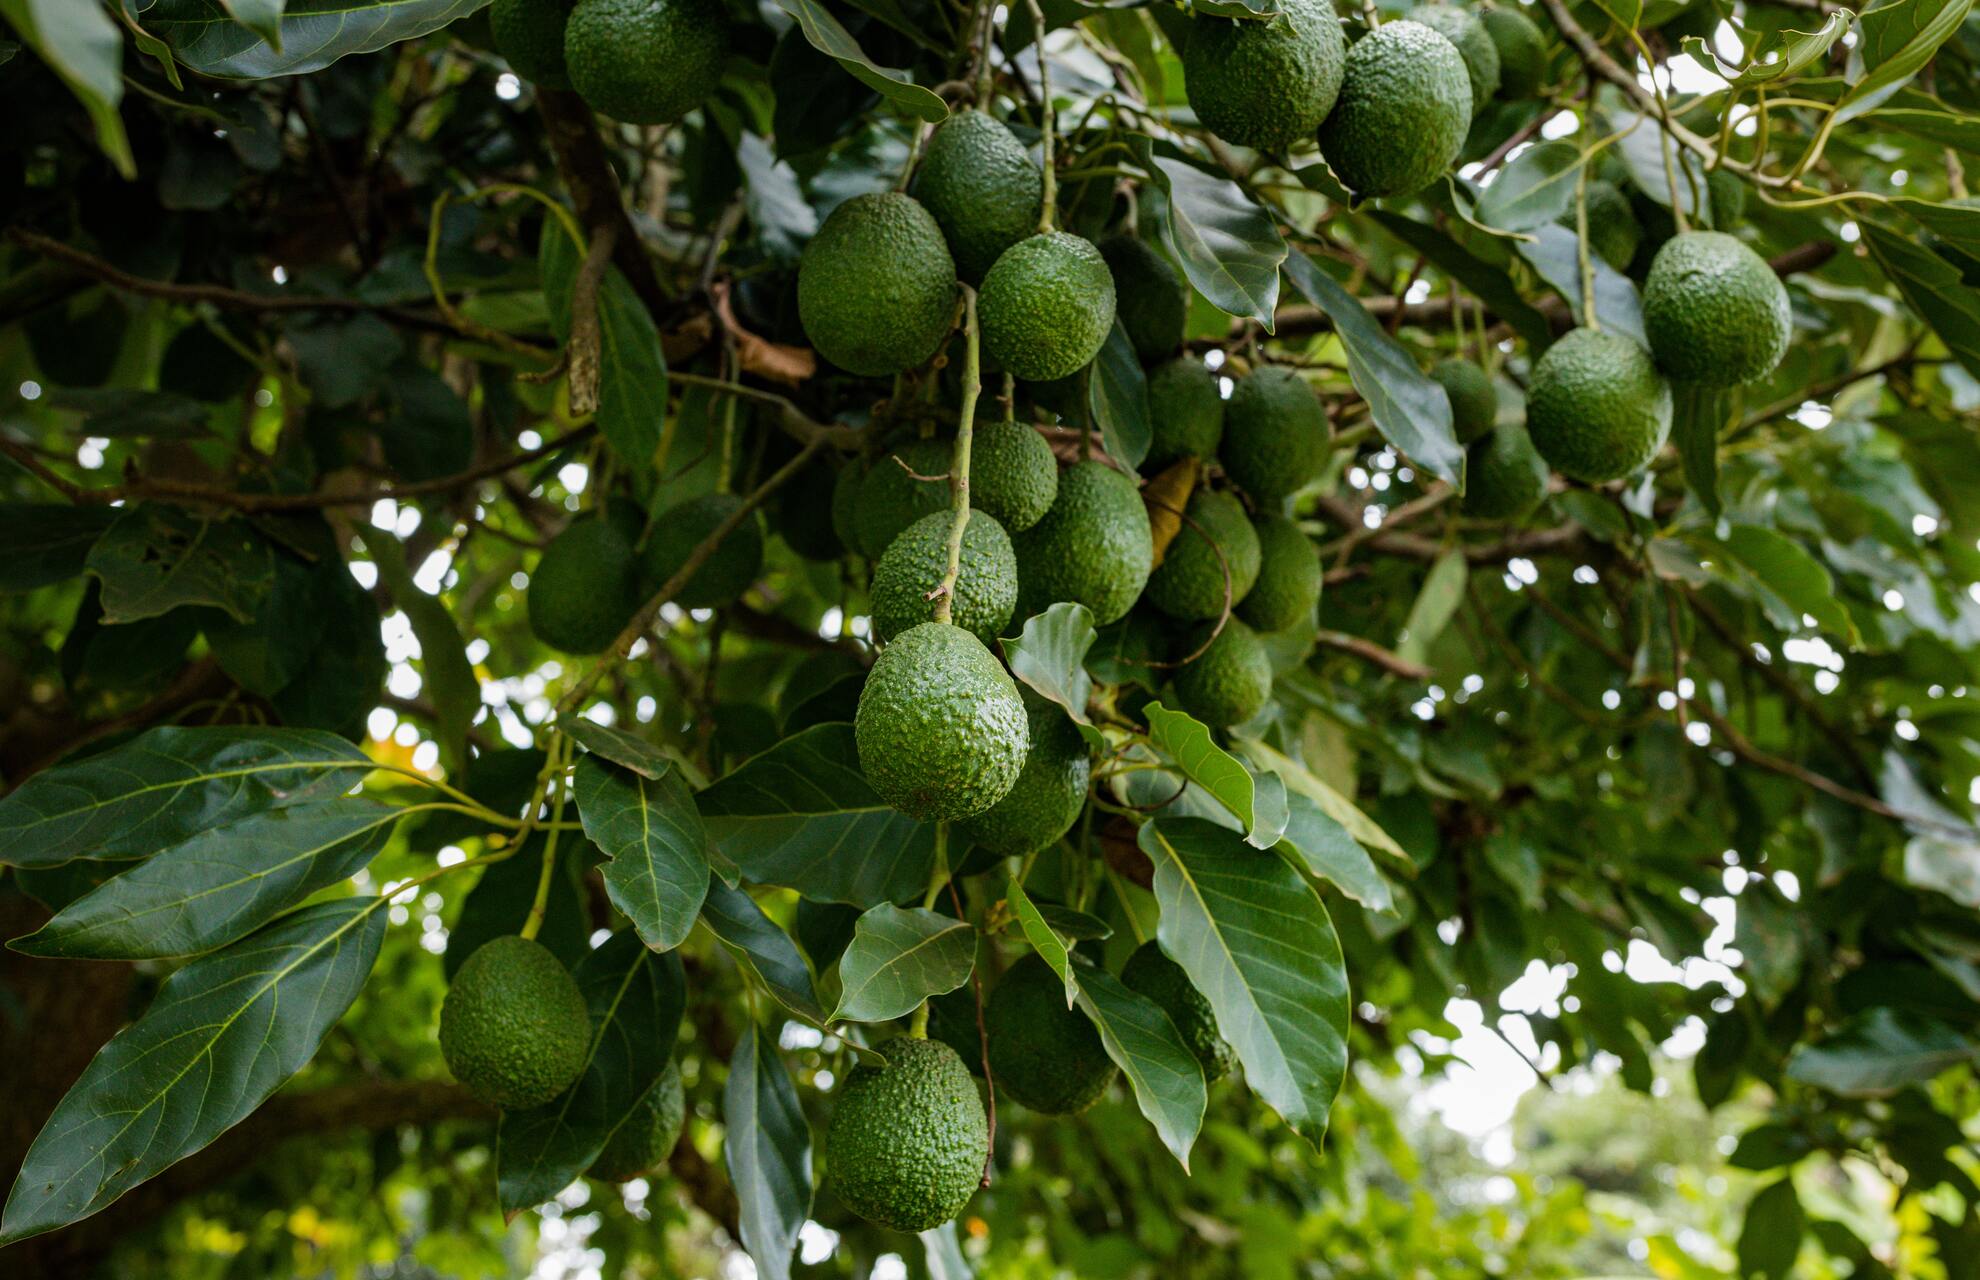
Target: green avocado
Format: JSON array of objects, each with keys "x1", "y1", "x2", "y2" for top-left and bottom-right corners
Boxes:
[
  {"x1": 1557, "y1": 179, "x2": 1641, "y2": 273},
  {"x1": 871, "y1": 510, "x2": 1018, "y2": 648},
  {"x1": 1121, "y1": 942, "x2": 1235, "y2": 1081},
  {"x1": 1011, "y1": 460, "x2": 1154, "y2": 626},
  {"x1": 1318, "y1": 20, "x2": 1473, "y2": 199},
  {"x1": 979, "y1": 232, "x2": 1117, "y2": 382},
  {"x1": 529, "y1": 518, "x2": 642, "y2": 654},
  {"x1": 1479, "y1": 2, "x2": 1548, "y2": 98},
  {"x1": 985, "y1": 954, "x2": 1118, "y2": 1114},
  {"x1": 1145, "y1": 357, "x2": 1226, "y2": 469},
  {"x1": 969, "y1": 420, "x2": 1059, "y2": 533},
  {"x1": 1173, "y1": 617, "x2": 1273, "y2": 728},
  {"x1": 1462, "y1": 423, "x2": 1550, "y2": 521},
  {"x1": 1146, "y1": 488, "x2": 1262, "y2": 621},
  {"x1": 1524, "y1": 327, "x2": 1672, "y2": 483},
  {"x1": 1220, "y1": 366, "x2": 1326, "y2": 504},
  {"x1": 640, "y1": 492, "x2": 766, "y2": 609},
  {"x1": 1430, "y1": 357, "x2": 1498, "y2": 444},
  {"x1": 825, "y1": 1037, "x2": 988, "y2": 1232},
  {"x1": 1641, "y1": 230, "x2": 1791, "y2": 386},
  {"x1": 856, "y1": 438, "x2": 954, "y2": 560},
  {"x1": 1411, "y1": 5, "x2": 1500, "y2": 109},
  {"x1": 799, "y1": 192, "x2": 959, "y2": 377},
  {"x1": 1099, "y1": 234, "x2": 1187, "y2": 363},
  {"x1": 1236, "y1": 512, "x2": 1321, "y2": 633},
  {"x1": 564, "y1": 0, "x2": 727, "y2": 124},
  {"x1": 438, "y1": 934, "x2": 591, "y2": 1109},
  {"x1": 855, "y1": 622, "x2": 1030, "y2": 821},
  {"x1": 491, "y1": 0, "x2": 575, "y2": 89},
  {"x1": 1706, "y1": 168, "x2": 1746, "y2": 229},
  {"x1": 1182, "y1": 0, "x2": 1346, "y2": 153},
  {"x1": 913, "y1": 111, "x2": 1044, "y2": 283},
  {"x1": 589, "y1": 1060, "x2": 685, "y2": 1181},
  {"x1": 958, "y1": 687, "x2": 1093, "y2": 858}
]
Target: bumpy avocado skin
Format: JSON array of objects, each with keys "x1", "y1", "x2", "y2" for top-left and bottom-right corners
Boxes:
[
  {"x1": 825, "y1": 1038, "x2": 988, "y2": 1232},
  {"x1": 1479, "y1": 2, "x2": 1547, "y2": 98},
  {"x1": 529, "y1": 518, "x2": 642, "y2": 654},
  {"x1": 914, "y1": 112, "x2": 1043, "y2": 284},
  {"x1": 1462, "y1": 423, "x2": 1550, "y2": 520},
  {"x1": 1237, "y1": 512, "x2": 1322, "y2": 633},
  {"x1": 1121, "y1": 942, "x2": 1236, "y2": 1081},
  {"x1": 1525, "y1": 327, "x2": 1673, "y2": 483},
  {"x1": 641, "y1": 492, "x2": 766, "y2": 608},
  {"x1": 856, "y1": 438, "x2": 954, "y2": 560},
  {"x1": 958, "y1": 687, "x2": 1093, "y2": 858},
  {"x1": 1146, "y1": 357, "x2": 1226, "y2": 468},
  {"x1": 1411, "y1": 5, "x2": 1500, "y2": 108},
  {"x1": 1173, "y1": 617, "x2": 1274, "y2": 728},
  {"x1": 1220, "y1": 366, "x2": 1326, "y2": 504},
  {"x1": 855, "y1": 622, "x2": 1030, "y2": 821},
  {"x1": 969, "y1": 420, "x2": 1059, "y2": 533},
  {"x1": 979, "y1": 232, "x2": 1117, "y2": 382},
  {"x1": 799, "y1": 192, "x2": 959, "y2": 377},
  {"x1": 1706, "y1": 168, "x2": 1746, "y2": 229},
  {"x1": 1011, "y1": 460, "x2": 1154, "y2": 626},
  {"x1": 1100, "y1": 235, "x2": 1187, "y2": 363},
  {"x1": 1641, "y1": 231, "x2": 1791, "y2": 386},
  {"x1": 1318, "y1": 20, "x2": 1473, "y2": 199},
  {"x1": 1558, "y1": 179, "x2": 1641, "y2": 273},
  {"x1": 565, "y1": 0, "x2": 727, "y2": 124},
  {"x1": 985, "y1": 955, "x2": 1119, "y2": 1115},
  {"x1": 439, "y1": 935, "x2": 592, "y2": 1109},
  {"x1": 1182, "y1": 0, "x2": 1347, "y2": 153},
  {"x1": 491, "y1": 0, "x2": 575, "y2": 88},
  {"x1": 1146, "y1": 489, "x2": 1262, "y2": 621},
  {"x1": 589, "y1": 1060, "x2": 685, "y2": 1180},
  {"x1": 871, "y1": 510, "x2": 1018, "y2": 648},
  {"x1": 1430, "y1": 357, "x2": 1498, "y2": 444}
]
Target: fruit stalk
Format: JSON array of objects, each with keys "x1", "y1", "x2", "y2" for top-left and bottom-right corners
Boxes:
[
  {"x1": 931, "y1": 290, "x2": 982, "y2": 625},
  {"x1": 1024, "y1": 0, "x2": 1055, "y2": 233},
  {"x1": 521, "y1": 735, "x2": 572, "y2": 942}
]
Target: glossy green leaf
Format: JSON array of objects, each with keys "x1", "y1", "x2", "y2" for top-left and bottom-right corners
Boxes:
[
  {"x1": 1472, "y1": 142, "x2": 1582, "y2": 232},
  {"x1": 1275, "y1": 791, "x2": 1397, "y2": 915},
  {"x1": 560, "y1": 717, "x2": 674, "y2": 779},
  {"x1": 1238, "y1": 738, "x2": 1413, "y2": 874},
  {"x1": 1737, "y1": 1178, "x2": 1806, "y2": 1280},
  {"x1": 1728, "y1": 1123, "x2": 1816, "y2": 1171},
  {"x1": 1036, "y1": 902, "x2": 1112, "y2": 940},
  {"x1": 0, "y1": 0, "x2": 132, "y2": 175},
  {"x1": 1136, "y1": 139, "x2": 1286, "y2": 328},
  {"x1": 724, "y1": 1023, "x2": 813, "y2": 1280},
  {"x1": 1893, "y1": 196, "x2": 1980, "y2": 251},
  {"x1": 1671, "y1": 382, "x2": 1730, "y2": 516},
  {"x1": 1860, "y1": 220, "x2": 1980, "y2": 378},
  {"x1": 1713, "y1": 524, "x2": 1858, "y2": 645},
  {"x1": 1679, "y1": 13, "x2": 1848, "y2": 88},
  {"x1": 217, "y1": 0, "x2": 287, "y2": 46},
  {"x1": 0, "y1": 504, "x2": 117, "y2": 592},
  {"x1": 1785, "y1": 1007, "x2": 1978, "y2": 1096},
  {"x1": 1144, "y1": 701, "x2": 1289, "y2": 849},
  {"x1": 1396, "y1": 548, "x2": 1467, "y2": 667},
  {"x1": 1009, "y1": 878, "x2": 1076, "y2": 1005},
  {"x1": 772, "y1": 0, "x2": 947, "y2": 122},
  {"x1": 1088, "y1": 321, "x2": 1152, "y2": 473},
  {"x1": 701, "y1": 880, "x2": 826, "y2": 1022},
  {"x1": 1074, "y1": 965, "x2": 1206, "y2": 1168},
  {"x1": 1366, "y1": 211, "x2": 1554, "y2": 349},
  {"x1": 831, "y1": 904, "x2": 975, "y2": 1023},
  {"x1": 86, "y1": 504, "x2": 274, "y2": 625},
  {"x1": 145, "y1": 0, "x2": 487, "y2": 79},
  {"x1": 1836, "y1": 0, "x2": 1975, "y2": 125},
  {"x1": 1874, "y1": 108, "x2": 1980, "y2": 156},
  {"x1": 1001, "y1": 602, "x2": 1103, "y2": 747},
  {"x1": 574, "y1": 755, "x2": 709, "y2": 953},
  {"x1": 1515, "y1": 223, "x2": 1646, "y2": 343}
]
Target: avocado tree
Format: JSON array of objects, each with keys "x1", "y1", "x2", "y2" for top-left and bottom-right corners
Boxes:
[{"x1": 2, "y1": 0, "x2": 1978, "y2": 1276}]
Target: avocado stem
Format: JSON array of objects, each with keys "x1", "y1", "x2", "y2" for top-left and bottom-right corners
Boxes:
[
  {"x1": 931, "y1": 291, "x2": 981, "y2": 626},
  {"x1": 521, "y1": 735, "x2": 571, "y2": 943},
  {"x1": 1024, "y1": 0, "x2": 1056, "y2": 233}
]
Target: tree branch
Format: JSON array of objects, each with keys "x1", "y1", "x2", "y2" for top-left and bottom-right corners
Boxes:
[{"x1": 536, "y1": 90, "x2": 670, "y2": 320}]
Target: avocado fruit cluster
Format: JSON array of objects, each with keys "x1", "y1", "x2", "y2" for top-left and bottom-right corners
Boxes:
[
  {"x1": 980, "y1": 231, "x2": 1118, "y2": 383},
  {"x1": 1319, "y1": 21, "x2": 1474, "y2": 199},
  {"x1": 871, "y1": 510, "x2": 1019, "y2": 648},
  {"x1": 958, "y1": 687, "x2": 1094, "y2": 859},
  {"x1": 855, "y1": 621, "x2": 1030, "y2": 822},
  {"x1": 491, "y1": 0, "x2": 727, "y2": 124},
  {"x1": 913, "y1": 111, "x2": 1044, "y2": 283},
  {"x1": 800, "y1": 193, "x2": 959, "y2": 378},
  {"x1": 1641, "y1": 230, "x2": 1792, "y2": 387},
  {"x1": 825, "y1": 1037, "x2": 989, "y2": 1232},
  {"x1": 1182, "y1": 0, "x2": 1346, "y2": 154},
  {"x1": 1525, "y1": 327, "x2": 1673, "y2": 484},
  {"x1": 439, "y1": 934, "x2": 591, "y2": 1109}
]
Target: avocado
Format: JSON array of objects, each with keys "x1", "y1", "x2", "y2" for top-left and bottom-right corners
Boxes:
[
  {"x1": 1236, "y1": 512, "x2": 1321, "y2": 633},
  {"x1": 589, "y1": 1059, "x2": 684, "y2": 1180},
  {"x1": 979, "y1": 232, "x2": 1117, "y2": 382},
  {"x1": 1706, "y1": 168, "x2": 1746, "y2": 229},
  {"x1": 529, "y1": 518, "x2": 642, "y2": 654},
  {"x1": 1011, "y1": 460, "x2": 1154, "y2": 626},
  {"x1": 856, "y1": 438, "x2": 954, "y2": 559},
  {"x1": 985, "y1": 954, "x2": 1118, "y2": 1114},
  {"x1": 491, "y1": 0, "x2": 575, "y2": 89},
  {"x1": 1318, "y1": 20, "x2": 1473, "y2": 199},
  {"x1": 1145, "y1": 357, "x2": 1226, "y2": 468},
  {"x1": 1557, "y1": 179, "x2": 1641, "y2": 273},
  {"x1": 799, "y1": 192, "x2": 959, "y2": 377},
  {"x1": 772, "y1": 456, "x2": 846, "y2": 561},
  {"x1": 1411, "y1": 5, "x2": 1500, "y2": 109},
  {"x1": 640, "y1": 492, "x2": 766, "y2": 608},
  {"x1": 1462, "y1": 423, "x2": 1550, "y2": 520},
  {"x1": 564, "y1": 0, "x2": 727, "y2": 124},
  {"x1": 1219, "y1": 366, "x2": 1326, "y2": 504},
  {"x1": 825, "y1": 1037, "x2": 988, "y2": 1232},
  {"x1": 1430, "y1": 357, "x2": 1497, "y2": 444},
  {"x1": 1181, "y1": 0, "x2": 1346, "y2": 153},
  {"x1": 958, "y1": 687, "x2": 1093, "y2": 858},
  {"x1": 855, "y1": 622, "x2": 1030, "y2": 821},
  {"x1": 969, "y1": 420, "x2": 1059, "y2": 533},
  {"x1": 1120, "y1": 942, "x2": 1235, "y2": 1082},
  {"x1": 871, "y1": 510, "x2": 1019, "y2": 648},
  {"x1": 1524, "y1": 327, "x2": 1672, "y2": 483},
  {"x1": 1173, "y1": 617, "x2": 1273, "y2": 728},
  {"x1": 1099, "y1": 235, "x2": 1187, "y2": 363},
  {"x1": 913, "y1": 111, "x2": 1044, "y2": 283},
  {"x1": 438, "y1": 934, "x2": 592, "y2": 1109},
  {"x1": 1145, "y1": 488, "x2": 1262, "y2": 621},
  {"x1": 1641, "y1": 230, "x2": 1791, "y2": 386},
  {"x1": 1479, "y1": 2, "x2": 1547, "y2": 98}
]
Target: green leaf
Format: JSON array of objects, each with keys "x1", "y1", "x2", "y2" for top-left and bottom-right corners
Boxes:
[
  {"x1": 144, "y1": 0, "x2": 486, "y2": 79},
  {"x1": 701, "y1": 880, "x2": 826, "y2": 1022},
  {"x1": 217, "y1": 0, "x2": 287, "y2": 46},
  {"x1": 1737, "y1": 1178, "x2": 1806, "y2": 1280},
  {"x1": 1515, "y1": 224, "x2": 1646, "y2": 343},
  {"x1": 86, "y1": 504, "x2": 275, "y2": 625},
  {"x1": 1679, "y1": 13, "x2": 1848, "y2": 88},
  {"x1": 1586, "y1": 0, "x2": 1642, "y2": 28},
  {"x1": 1008, "y1": 878, "x2": 1076, "y2": 1004},
  {"x1": 1139, "y1": 817, "x2": 1350, "y2": 1147},
  {"x1": 1136, "y1": 139, "x2": 1286, "y2": 328},
  {"x1": 1275, "y1": 791, "x2": 1397, "y2": 914},
  {"x1": 10, "y1": 799, "x2": 398, "y2": 959},
  {"x1": 560, "y1": 716, "x2": 674, "y2": 779},
  {"x1": 1874, "y1": 109, "x2": 1980, "y2": 156},
  {"x1": 1144, "y1": 702, "x2": 1289, "y2": 849},
  {"x1": 574, "y1": 755, "x2": 710, "y2": 953},
  {"x1": 203, "y1": 554, "x2": 323, "y2": 697},
  {"x1": 1671, "y1": 382, "x2": 1730, "y2": 516},
  {"x1": 1366, "y1": 211, "x2": 1554, "y2": 349},
  {"x1": 362, "y1": 530, "x2": 479, "y2": 777},
  {"x1": 595, "y1": 265, "x2": 667, "y2": 468},
  {"x1": 1001, "y1": 602, "x2": 1103, "y2": 747},
  {"x1": 697, "y1": 724, "x2": 939, "y2": 908},
  {"x1": 1073, "y1": 965, "x2": 1206, "y2": 1168},
  {"x1": 1712, "y1": 524, "x2": 1859, "y2": 645},
  {"x1": 1088, "y1": 321, "x2": 1152, "y2": 474},
  {"x1": 1860, "y1": 220, "x2": 1980, "y2": 379},
  {"x1": 1482, "y1": 831, "x2": 1545, "y2": 910},
  {"x1": 1836, "y1": 0, "x2": 1975, "y2": 125},
  {"x1": 1893, "y1": 196, "x2": 1980, "y2": 252},
  {"x1": 0, "y1": 504, "x2": 117, "y2": 592},
  {"x1": 1471, "y1": 141, "x2": 1582, "y2": 232},
  {"x1": 1237, "y1": 738, "x2": 1414, "y2": 874},
  {"x1": 43, "y1": 387, "x2": 212, "y2": 438},
  {"x1": 0, "y1": 725, "x2": 375, "y2": 868},
  {"x1": 0, "y1": 897, "x2": 386, "y2": 1243},
  {"x1": 724, "y1": 1023, "x2": 814, "y2": 1280},
  {"x1": 1785, "y1": 1007, "x2": 1978, "y2": 1096},
  {"x1": 1036, "y1": 903, "x2": 1111, "y2": 939},
  {"x1": 0, "y1": 0, "x2": 133, "y2": 175},
  {"x1": 830, "y1": 904, "x2": 975, "y2": 1023},
  {"x1": 1728, "y1": 1123, "x2": 1815, "y2": 1171},
  {"x1": 498, "y1": 934, "x2": 687, "y2": 1213},
  {"x1": 446, "y1": 840, "x2": 589, "y2": 979},
  {"x1": 1281, "y1": 250, "x2": 1464, "y2": 487},
  {"x1": 771, "y1": 0, "x2": 948, "y2": 122},
  {"x1": 1395, "y1": 548, "x2": 1467, "y2": 667}
]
